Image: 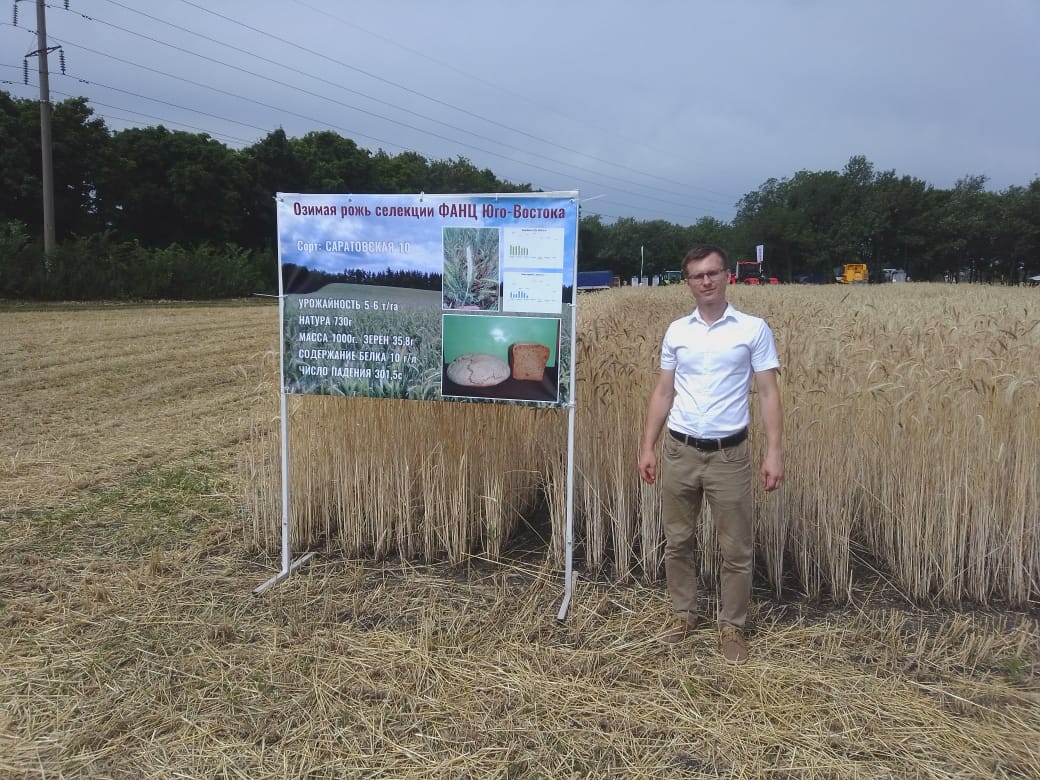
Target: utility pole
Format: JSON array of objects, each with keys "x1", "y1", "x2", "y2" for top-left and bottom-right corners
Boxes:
[{"x1": 35, "y1": 0, "x2": 57, "y2": 256}]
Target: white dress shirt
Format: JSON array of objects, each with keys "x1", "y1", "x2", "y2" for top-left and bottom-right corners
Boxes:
[{"x1": 660, "y1": 304, "x2": 780, "y2": 438}]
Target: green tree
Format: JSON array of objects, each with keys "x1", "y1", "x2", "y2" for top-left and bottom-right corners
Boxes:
[
  {"x1": 993, "y1": 180, "x2": 1040, "y2": 283},
  {"x1": 865, "y1": 170, "x2": 942, "y2": 281},
  {"x1": 595, "y1": 217, "x2": 684, "y2": 280},
  {"x1": 689, "y1": 216, "x2": 734, "y2": 251},
  {"x1": 426, "y1": 156, "x2": 530, "y2": 193},
  {"x1": 291, "y1": 131, "x2": 374, "y2": 193},
  {"x1": 0, "y1": 92, "x2": 111, "y2": 239},
  {"x1": 831, "y1": 156, "x2": 879, "y2": 267},
  {"x1": 371, "y1": 150, "x2": 431, "y2": 192},
  {"x1": 238, "y1": 128, "x2": 306, "y2": 249},
  {"x1": 0, "y1": 92, "x2": 39, "y2": 229},
  {"x1": 99, "y1": 126, "x2": 248, "y2": 247},
  {"x1": 51, "y1": 97, "x2": 112, "y2": 237},
  {"x1": 936, "y1": 175, "x2": 999, "y2": 281},
  {"x1": 733, "y1": 176, "x2": 814, "y2": 281},
  {"x1": 577, "y1": 213, "x2": 608, "y2": 273}
]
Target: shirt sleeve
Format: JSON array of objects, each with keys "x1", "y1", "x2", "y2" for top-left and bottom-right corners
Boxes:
[
  {"x1": 750, "y1": 320, "x2": 780, "y2": 372},
  {"x1": 660, "y1": 322, "x2": 678, "y2": 370}
]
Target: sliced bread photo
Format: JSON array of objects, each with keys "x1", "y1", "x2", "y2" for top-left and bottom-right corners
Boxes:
[{"x1": 509, "y1": 342, "x2": 550, "y2": 382}]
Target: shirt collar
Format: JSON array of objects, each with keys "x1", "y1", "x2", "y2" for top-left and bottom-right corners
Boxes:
[{"x1": 690, "y1": 303, "x2": 736, "y2": 326}]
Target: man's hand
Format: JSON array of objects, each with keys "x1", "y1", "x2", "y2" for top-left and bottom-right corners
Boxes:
[
  {"x1": 638, "y1": 448, "x2": 657, "y2": 484},
  {"x1": 754, "y1": 368, "x2": 784, "y2": 492},
  {"x1": 638, "y1": 369, "x2": 676, "y2": 485},
  {"x1": 760, "y1": 450, "x2": 783, "y2": 491}
]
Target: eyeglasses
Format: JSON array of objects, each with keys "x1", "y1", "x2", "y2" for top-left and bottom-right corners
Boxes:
[{"x1": 686, "y1": 268, "x2": 727, "y2": 284}]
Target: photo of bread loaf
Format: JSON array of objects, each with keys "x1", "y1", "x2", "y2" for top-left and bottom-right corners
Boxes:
[
  {"x1": 445, "y1": 353, "x2": 511, "y2": 387},
  {"x1": 509, "y1": 342, "x2": 550, "y2": 382},
  {"x1": 441, "y1": 313, "x2": 561, "y2": 403}
]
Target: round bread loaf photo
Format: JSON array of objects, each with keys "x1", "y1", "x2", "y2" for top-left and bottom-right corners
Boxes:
[{"x1": 445, "y1": 353, "x2": 511, "y2": 387}]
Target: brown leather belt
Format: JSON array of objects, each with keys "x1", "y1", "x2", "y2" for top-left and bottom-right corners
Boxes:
[{"x1": 669, "y1": 427, "x2": 747, "y2": 451}]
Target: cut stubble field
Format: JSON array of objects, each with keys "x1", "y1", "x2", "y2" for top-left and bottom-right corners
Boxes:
[{"x1": 1, "y1": 298, "x2": 1037, "y2": 779}]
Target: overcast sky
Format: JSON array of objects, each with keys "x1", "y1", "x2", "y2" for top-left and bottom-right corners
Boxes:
[{"x1": 3, "y1": 0, "x2": 1038, "y2": 224}]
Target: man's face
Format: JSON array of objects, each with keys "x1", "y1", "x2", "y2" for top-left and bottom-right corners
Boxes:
[{"x1": 684, "y1": 253, "x2": 729, "y2": 306}]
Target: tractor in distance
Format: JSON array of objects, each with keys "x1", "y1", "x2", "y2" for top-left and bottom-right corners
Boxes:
[
  {"x1": 730, "y1": 260, "x2": 779, "y2": 285},
  {"x1": 837, "y1": 263, "x2": 869, "y2": 284}
]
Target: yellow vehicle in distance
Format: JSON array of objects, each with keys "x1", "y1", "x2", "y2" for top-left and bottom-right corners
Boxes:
[{"x1": 838, "y1": 263, "x2": 869, "y2": 284}]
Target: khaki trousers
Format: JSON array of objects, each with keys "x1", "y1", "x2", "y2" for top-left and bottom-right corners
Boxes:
[{"x1": 661, "y1": 432, "x2": 753, "y2": 628}]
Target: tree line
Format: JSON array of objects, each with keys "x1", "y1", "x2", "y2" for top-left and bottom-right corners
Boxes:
[
  {"x1": 1, "y1": 90, "x2": 1037, "y2": 299},
  {"x1": 582, "y1": 156, "x2": 1040, "y2": 285},
  {"x1": 281, "y1": 263, "x2": 441, "y2": 295}
]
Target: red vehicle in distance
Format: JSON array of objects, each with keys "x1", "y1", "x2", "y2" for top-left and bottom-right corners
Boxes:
[{"x1": 730, "y1": 260, "x2": 779, "y2": 285}]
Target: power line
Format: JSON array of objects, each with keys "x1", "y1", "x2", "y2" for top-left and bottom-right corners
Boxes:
[
  {"x1": 8, "y1": 14, "x2": 730, "y2": 221},
  {"x1": 47, "y1": 39, "x2": 409, "y2": 148},
  {"x1": 168, "y1": 0, "x2": 739, "y2": 206},
  {"x1": 285, "y1": 0, "x2": 740, "y2": 203},
  {"x1": 5, "y1": 15, "x2": 732, "y2": 222},
  {"x1": 8, "y1": 75, "x2": 633, "y2": 222},
  {"x1": 4, "y1": 79, "x2": 642, "y2": 224},
  {"x1": 57, "y1": 72, "x2": 269, "y2": 136},
  {"x1": 47, "y1": 87, "x2": 254, "y2": 145},
  {"x1": 71, "y1": 2, "x2": 735, "y2": 215},
  {"x1": 47, "y1": 38, "x2": 723, "y2": 223}
]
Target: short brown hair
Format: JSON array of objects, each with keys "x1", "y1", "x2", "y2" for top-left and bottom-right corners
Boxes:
[{"x1": 682, "y1": 244, "x2": 729, "y2": 278}]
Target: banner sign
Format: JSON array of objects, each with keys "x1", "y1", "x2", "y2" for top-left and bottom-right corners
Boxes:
[{"x1": 277, "y1": 192, "x2": 578, "y2": 407}]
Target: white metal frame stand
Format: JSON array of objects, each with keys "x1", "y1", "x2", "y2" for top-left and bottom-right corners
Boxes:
[
  {"x1": 255, "y1": 192, "x2": 579, "y2": 605},
  {"x1": 254, "y1": 292, "x2": 315, "y2": 594},
  {"x1": 556, "y1": 298, "x2": 579, "y2": 620}
]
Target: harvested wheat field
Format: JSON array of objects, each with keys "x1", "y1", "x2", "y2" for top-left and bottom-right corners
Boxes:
[{"x1": 2, "y1": 294, "x2": 1038, "y2": 779}]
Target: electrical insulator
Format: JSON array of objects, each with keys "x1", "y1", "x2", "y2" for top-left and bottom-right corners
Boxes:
[
  {"x1": 59, "y1": 49, "x2": 66, "y2": 75},
  {"x1": 65, "y1": 0, "x2": 70, "y2": 9},
  {"x1": 23, "y1": 59, "x2": 28, "y2": 85},
  {"x1": 12, "y1": 3, "x2": 18, "y2": 27}
]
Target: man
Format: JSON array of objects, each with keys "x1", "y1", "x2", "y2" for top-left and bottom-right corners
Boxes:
[{"x1": 637, "y1": 244, "x2": 783, "y2": 664}]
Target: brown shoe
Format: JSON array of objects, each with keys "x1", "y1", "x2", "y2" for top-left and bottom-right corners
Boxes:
[
  {"x1": 656, "y1": 613, "x2": 699, "y2": 645},
  {"x1": 720, "y1": 624, "x2": 748, "y2": 664}
]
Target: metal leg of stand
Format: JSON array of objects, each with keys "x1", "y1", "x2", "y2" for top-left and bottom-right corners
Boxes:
[
  {"x1": 253, "y1": 552, "x2": 317, "y2": 595},
  {"x1": 556, "y1": 570, "x2": 577, "y2": 621}
]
